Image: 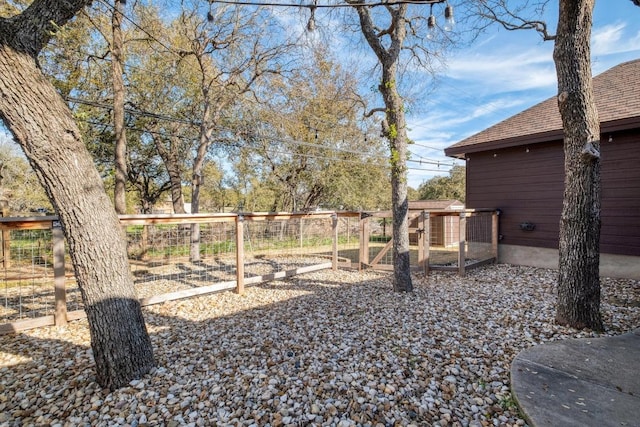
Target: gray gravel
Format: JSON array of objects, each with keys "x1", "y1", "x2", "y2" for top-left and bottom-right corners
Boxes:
[{"x1": 1, "y1": 264, "x2": 638, "y2": 427}]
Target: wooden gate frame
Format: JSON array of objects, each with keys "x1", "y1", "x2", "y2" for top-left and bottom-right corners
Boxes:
[
  {"x1": 359, "y1": 210, "x2": 429, "y2": 272},
  {"x1": 359, "y1": 209, "x2": 499, "y2": 276}
]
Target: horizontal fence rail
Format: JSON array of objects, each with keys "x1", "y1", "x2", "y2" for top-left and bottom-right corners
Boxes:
[
  {"x1": 358, "y1": 209, "x2": 499, "y2": 275},
  {"x1": 1, "y1": 209, "x2": 497, "y2": 334}
]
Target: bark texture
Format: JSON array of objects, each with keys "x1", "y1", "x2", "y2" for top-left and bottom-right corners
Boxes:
[
  {"x1": 112, "y1": 0, "x2": 128, "y2": 214},
  {"x1": 351, "y1": 3, "x2": 412, "y2": 292},
  {"x1": 553, "y1": 0, "x2": 603, "y2": 331},
  {"x1": 0, "y1": 0, "x2": 155, "y2": 388},
  {"x1": 152, "y1": 129, "x2": 187, "y2": 214}
]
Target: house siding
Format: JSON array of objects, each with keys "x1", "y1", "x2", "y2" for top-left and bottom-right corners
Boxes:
[
  {"x1": 466, "y1": 140, "x2": 564, "y2": 250},
  {"x1": 465, "y1": 130, "x2": 640, "y2": 256},
  {"x1": 600, "y1": 129, "x2": 640, "y2": 255}
]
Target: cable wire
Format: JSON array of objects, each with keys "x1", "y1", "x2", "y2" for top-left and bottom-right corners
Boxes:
[{"x1": 209, "y1": 0, "x2": 445, "y2": 8}]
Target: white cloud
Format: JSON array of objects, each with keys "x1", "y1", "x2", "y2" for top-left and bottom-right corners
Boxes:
[
  {"x1": 446, "y1": 47, "x2": 556, "y2": 93},
  {"x1": 408, "y1": 96, "x2": 529, "y2": 143},
  {"x1": 592, "y1": 22, "x2": 640, "y2": 56}
]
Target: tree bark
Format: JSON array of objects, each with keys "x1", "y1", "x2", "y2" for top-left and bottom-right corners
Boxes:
[
  {"x1": 0, "y1": 0, "x2": 155, "y2": 389},
  {"x1": 152, "y1": 131, "x2": 186, "y2": 214},
  {"x1": 381, "y1": 68, "x2": 412, "y2": 292},
  {"x1": 351, "y1": 2, "x2": 413, "y2": 292},
  {"x1": 553, "y1": 0, "x2": 603, "y2": 331},
  {"x1": 112, "y1": 0, "x2": 128, "y2": 214}
]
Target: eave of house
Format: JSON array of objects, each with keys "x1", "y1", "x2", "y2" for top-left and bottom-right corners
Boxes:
[
  {"x1": 444, "y1": 59, "x2": 640, "y2": 159},
  {"x1": 445, "y1": 115, "x2": 640, "y2": 159}
]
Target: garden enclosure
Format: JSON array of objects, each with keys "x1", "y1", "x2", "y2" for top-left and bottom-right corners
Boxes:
[{"x1": 1, "y1": 209, "x2": 498, "y2": 334}]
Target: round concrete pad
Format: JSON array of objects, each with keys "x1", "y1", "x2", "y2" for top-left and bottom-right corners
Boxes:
[{"x1": 511, "y1": 328, "x2": 640, "y2": 426}]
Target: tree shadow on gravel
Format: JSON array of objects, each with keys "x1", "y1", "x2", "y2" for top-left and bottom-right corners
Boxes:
[{"x1": 1, "y1": 266, "x2": 637, "y2": 426}]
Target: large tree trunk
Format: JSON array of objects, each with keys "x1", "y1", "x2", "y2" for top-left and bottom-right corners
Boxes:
[
  {"x1": 0, "y1": 2, "x2": 155, "y2": 389},
  {"x1": 553, "y1": 0, "x2": 603, "y2": 331},
  {"x1": 168, "y1": 162, "x2": 187, "y2": 214},
  {"x1": 112, "y1": 0, "x2": 128, "y2": 214}
]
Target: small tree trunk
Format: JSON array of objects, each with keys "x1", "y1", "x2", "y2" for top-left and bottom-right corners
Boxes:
[
  {"x1": 0, "y1": 35, "x2": 155, "y2": 390},
  {"x1": 190, "y1": 171, "x2": 202, "y2": 262},
  {"x1": 153, "y1": 133, "x2": 186, "y2": 214},
  {"x1": 112, "y1": 0, "x2": 128, "y2": 214},
  {"x1": 381, "y1": 68, "x2": 413, "y2": 292},
  {"x1": 351, "y1": 2, "x2": 413, "y2": 292},
  {"x1": 553, "y1": 0, "x2": 603, "y2": 331}
]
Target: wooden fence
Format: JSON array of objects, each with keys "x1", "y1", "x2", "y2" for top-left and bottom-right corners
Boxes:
[
  {"x1": 359, "y1": 209, "x2": 499, "y2": 275},
  {"x1": 0, "y1": 209, "x2": 497, "y2": 334}
]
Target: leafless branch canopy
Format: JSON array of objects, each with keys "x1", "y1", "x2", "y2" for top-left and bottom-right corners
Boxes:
[{"x1": 472, "y1": 0, "x2": 556, "y2": 41}]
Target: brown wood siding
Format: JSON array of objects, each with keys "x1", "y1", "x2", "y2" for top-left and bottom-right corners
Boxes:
[
  {"x1": 600, "y1": 130, "x2": 640, "y2": 255},
  {"x1": 466, "y1": 140, "x2": 564, "y2": 249},
  {"x1": 465, "y1": 130, "x2": 640, "y2": 256}
]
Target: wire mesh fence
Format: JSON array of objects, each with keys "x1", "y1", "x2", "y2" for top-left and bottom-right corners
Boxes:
[
  {"x1": 360, "y1": 210, "x2": 498, "y2": 272},
  {"x1": 0, "y1": 210, "x2": 497, "y2": 332},
  {"x1": 0, "y1": 212, "x2": 351, "y2": 330},
  {"x1": 1, "y1": 229, "x2": 60, "y2": 321}
]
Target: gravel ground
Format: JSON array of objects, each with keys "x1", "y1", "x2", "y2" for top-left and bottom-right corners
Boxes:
[{"x1": 0, "y1": 264, "x2": 638, "y2": 427}]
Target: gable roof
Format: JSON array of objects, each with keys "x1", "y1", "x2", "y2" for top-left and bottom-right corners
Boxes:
[{"x1": 445, "y1": 58, "x2": 640, "y2": 158}]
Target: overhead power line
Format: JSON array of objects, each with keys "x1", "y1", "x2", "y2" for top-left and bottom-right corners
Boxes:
[
  {"x1": 65, "y1": 96, "x2": 198, "y2": 126},
  {"x1": 77, "y1": 114, "x2": 447, "y2": 173},
  {"x1": 209, "y1": 0, "x2": 445, "y2": 8},
  {"x1": 70, "y1": 94, "x2": 453, "y2": 171},
  {"x1": 95, "y1": 0, "x2": 178, "y2": 56}
]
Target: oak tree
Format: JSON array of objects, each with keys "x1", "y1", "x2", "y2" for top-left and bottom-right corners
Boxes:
[
  {"x1": 345, "y1": 0, "x2": 450, "y2": 291},
  {"x1": 0, "y1": 0, "x2": 155, "y2": 388},
  {"x1": 472, "y1": 0, "x2": 640, "y2": 330}
]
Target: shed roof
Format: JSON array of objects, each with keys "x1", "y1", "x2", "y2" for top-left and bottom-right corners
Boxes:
[
  {"x1": 445, "y1": 58, "x2": 640, "y2": 158},
  {"x1": 409, "y1": 200, "x2": 464, "y2": 210}
]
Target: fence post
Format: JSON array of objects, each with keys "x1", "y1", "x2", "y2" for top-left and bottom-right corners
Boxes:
[
  {"x1": 417, "y1": 211, "x2": 424, "y2": 273},
  {"x1": 359, "y1": 213, "x2": 370, "y2": 271},
  {"x1": 1, "y1": 200, "x2": 9, "y2": 269},
  {"x1": 422, "y1": 211, "x2": 430, "y2": 275},
  {"x1": 299, "y1": 216, "x2": 304, "y2": 249},
  {"x1": 1, "y1": 228, "x2": 9, "y2": 270},
  {"x1": 492, "y1": 210, "x2": 499, "y2": 262},
  {"x1": 235, "y1": 215, "x2": 245, "y2": 295},
  {"x1": 331, "y1": 213, "x2": 338, "y2": 271},
  {"x1": 458, "y1": 211, "x2": 467, "y2": 277},
  {"x1": 52, "y1": 220, "x2": 67, "y2": 327}
]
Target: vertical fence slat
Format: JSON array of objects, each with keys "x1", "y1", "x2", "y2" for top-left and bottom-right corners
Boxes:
[
  {"x1": 417, "y1": 211, "x2": 424, "y2": 273},
  {"x1": 2, "y1": 229, "x2": 9, "y2": 270},
  {"x1": 235, "y1": 215, "x2": 245, "y2": 295},
  {"x1": 331, "y1": 213, "x2": 338, "y2": 271},
  {"x1": 52, "y1": 222, "x2": 67, "y2": 327},
  {"x1": 423, "y1": 211, "x2": 430, "y2": 275},
  {"x1": 492, "y1": 210, "x2": 499, "y2": 261},
  {"x1": 359, "y1": 214, "x2": 369, "y2": 270},
  {"x1": 0, "y1": 201, "x2": 7, "y2": 270},
  {"x1": 458, "y1": 212, "x2": 467, "y2": 277}
]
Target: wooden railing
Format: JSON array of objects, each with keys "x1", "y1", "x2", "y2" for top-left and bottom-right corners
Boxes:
[
  {"x1": 0, "y1": 209, "x2": 498, "y2": 334},
  {"x1": 358, "y1": 209, "x2": 499, "y2": 276},
  {"x1": 1, "y1": 211, "x2": 360, "y2": 334}
]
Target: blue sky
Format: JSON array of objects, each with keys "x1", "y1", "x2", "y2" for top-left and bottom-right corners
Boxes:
[
  {"x1": 406, "y1": 0, "x2": 640, "y2": 188},
  {"x1": 3, "y1": 1, "x2": 639, "y2": 193}
]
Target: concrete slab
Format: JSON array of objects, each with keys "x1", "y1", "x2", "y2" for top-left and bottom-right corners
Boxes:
[{"x1": 511, "y1": 329, "x2": 640, "y2": 427}]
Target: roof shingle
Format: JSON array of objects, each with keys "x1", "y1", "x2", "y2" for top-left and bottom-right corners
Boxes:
[{"x1": 445, "y1": 59, "x2": 640, "y2": 157}]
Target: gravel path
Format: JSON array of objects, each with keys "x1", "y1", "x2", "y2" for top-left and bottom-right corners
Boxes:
[{"x1": 1, "y1": 264, "x2": 638, "y2": 427}]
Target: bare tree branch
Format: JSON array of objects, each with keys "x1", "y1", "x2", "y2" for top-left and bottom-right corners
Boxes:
[{"x1": 473, "y1": 0, "x2": 556, "y2": 41}]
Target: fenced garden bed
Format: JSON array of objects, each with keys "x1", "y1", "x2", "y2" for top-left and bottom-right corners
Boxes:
[{"x1": 1, "y1": 209, "x2": 497, "y2": 334}]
